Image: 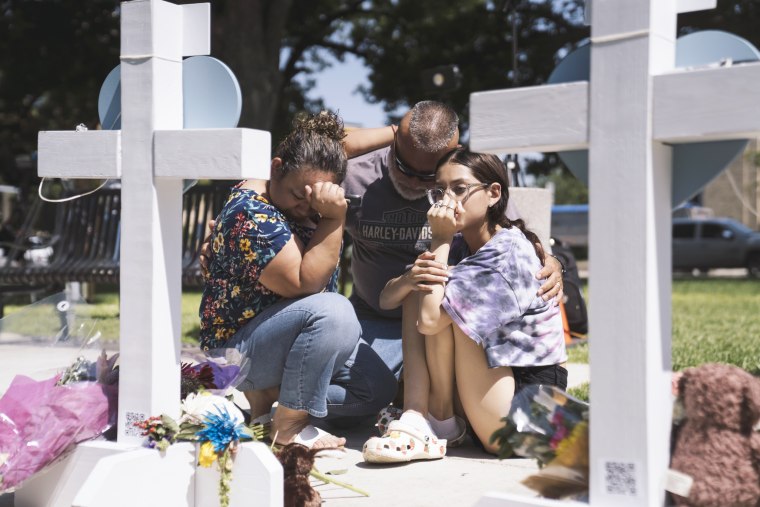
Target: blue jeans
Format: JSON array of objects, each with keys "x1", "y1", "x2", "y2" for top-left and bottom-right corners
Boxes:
[
  {"x1": 322, "y1": 316, "x2": 402, "y2": 426},
  {"x1": 229, "y1": 293, "x2": 360, "y2": 418}
]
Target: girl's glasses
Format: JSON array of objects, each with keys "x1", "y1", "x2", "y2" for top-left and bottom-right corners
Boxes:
[{"x1": 426, "y1": 183, "x2": 489, "y2": 206}]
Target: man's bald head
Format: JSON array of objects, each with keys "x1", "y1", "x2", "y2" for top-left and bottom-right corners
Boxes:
[{"x1": 399, "y1": 101, "x2": 459, "y2": 154}]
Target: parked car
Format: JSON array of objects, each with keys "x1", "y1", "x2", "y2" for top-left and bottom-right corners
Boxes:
[
  {"x1": 551, "y1": 204, "x2": 588, "y2": 248},
  {"x1": 672, "y1": 217, "x2": 760, "y2": 277}
]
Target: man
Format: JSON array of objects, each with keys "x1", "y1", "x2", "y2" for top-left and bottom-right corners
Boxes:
[
  {"x1": 331, "y1": 101, "x2": 563, "y2": 423},
  {"x1": 200, "y1": 101, "x2": 563, "y2": 424}
]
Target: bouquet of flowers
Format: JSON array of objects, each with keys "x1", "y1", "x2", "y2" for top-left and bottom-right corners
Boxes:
[
  {"x1": 491, "y1": 384, "x2": 590, "y2": 500},
  {"x1": 0, "y1": 292, "x2": 119, "y2": 493},
  {"x1": 135, "y1": 392, "x2": 255, "y2": 507},
  {"x1": 180, "y1": 348, "x2": 250, "y2": 400},
  {"x1": 0, "y1": 351, "x2": 119, "y2": 493}
]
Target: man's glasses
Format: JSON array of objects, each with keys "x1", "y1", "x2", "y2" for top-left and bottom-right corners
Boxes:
[
  {"x1": 426, "y1": 183, "x2": 489, "y2": 206},
  {"x1": 393, "y1": 135, "x2": 436, "y2": 181}
]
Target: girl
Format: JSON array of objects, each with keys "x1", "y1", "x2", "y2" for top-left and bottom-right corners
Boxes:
[{"x1": 364, "y1": 148, "x2": 567, "y2": 461}]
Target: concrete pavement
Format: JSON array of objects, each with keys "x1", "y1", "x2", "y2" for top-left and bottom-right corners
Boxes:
[{"x1": 0, "y1": 343, "x2": 589, "y2": 506}]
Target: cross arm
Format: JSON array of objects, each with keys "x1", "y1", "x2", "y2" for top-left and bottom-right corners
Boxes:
[
  {"x1": 38, "y1": 131, "x2": 121, "y2": 178},
  {"x1": 677, "y1": 0, "x2": 717, "y2": 13},
  {"x1": 654, "y1": 62, "x2": 760, "y2": 143},
  {"x1": 469, "y1": 82, "x2": 589, "y2": 154},
  {"x1": 154, "y1": 128, "x2": 271, "y2": 180}
]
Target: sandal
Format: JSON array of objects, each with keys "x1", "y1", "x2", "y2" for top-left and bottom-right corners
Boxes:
[
  {"x1": 283, "y1": 425, "x2": 346, "y2": 459},
  {"x1": 375, "y1": 405, "x2": 468, "y2": 448},
  {"x1": 363, "y1": 420, "x2": 447, "y2": 463}
]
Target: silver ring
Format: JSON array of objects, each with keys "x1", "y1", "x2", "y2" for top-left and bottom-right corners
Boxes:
[
  {"x1": 447, "y1": 204, "x2": 456, "y2": 210},
  {"x1": 434, "y1": 202, "x2": 442, "y2": 207}
]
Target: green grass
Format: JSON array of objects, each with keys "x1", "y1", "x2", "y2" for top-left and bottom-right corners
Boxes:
[
  {"x1": 2, "y1": 291, "x2": 204, "y2": 346},
  {"x1": 565, "y1": 279, "x2": 760, "y2": 375},
  {"x1": 567, "y1": 382, "x2": 590, "y2": 402},
  {"x1": 3, "y1": 279, "x2": 758, "y2": 375}
]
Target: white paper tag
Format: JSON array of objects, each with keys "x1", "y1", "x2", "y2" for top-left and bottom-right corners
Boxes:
[{"x1": 665, "y1": 469, "x2": 694, "y2": 498}]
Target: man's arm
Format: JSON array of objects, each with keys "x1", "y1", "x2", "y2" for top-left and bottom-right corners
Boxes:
[{"x1": 343, "y1": 125, "x2": 395, "y2": 158}]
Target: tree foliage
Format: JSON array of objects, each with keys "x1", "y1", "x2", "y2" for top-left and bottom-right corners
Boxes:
[
  {"x1": 679, "y1": 0, "x2": 760, "y2": 50},
  {"x1": 350, "y1": 0, "x2": 588, "y2": 131},
  {"x1": 0, "y1": 1, "x2": 120, "y2": 187},
  {"x1": 0, "y1": 0, "x2": 375, "y2": 187},
  {"x1": 2, "y1": 0, "x2": 759, "y2": 190},
  {"x1": 197, "y1": 0, "x2": 374, "y2": 140}
]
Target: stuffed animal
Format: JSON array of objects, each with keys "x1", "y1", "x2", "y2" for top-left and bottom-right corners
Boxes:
[
  {"x1": 276, "y1": 443, "x2": 322, "y2": 507},
  {"x1": 670, "y1": 363, "x2": 760, "y2": 507}
]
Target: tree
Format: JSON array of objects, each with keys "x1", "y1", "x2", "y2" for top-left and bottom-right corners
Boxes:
[
  {"x1": 679, "y1": 0, "x2": 760, "y2": 50},
  {"x1": 349, "y1": 0, "x2": 588, "y2": 130},
  {"x1": 0, "y1": 0, "x2": 378, "y2": 187},
  {"x1": 0, "y1": 1, "x2": 120, "y2": 188},
  {"x1": 199, "y1": 0, "x2": 375, "y2": 140}
]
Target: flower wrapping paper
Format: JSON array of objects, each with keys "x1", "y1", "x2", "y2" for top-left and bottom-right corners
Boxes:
[{"x1": 0, "y1": 374, "x2": 116, "y2": 492}]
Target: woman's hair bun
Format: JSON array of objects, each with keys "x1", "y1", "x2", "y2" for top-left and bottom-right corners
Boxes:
[{"x1": 293, "y1": 110, "x2": 346, "y2": 141}]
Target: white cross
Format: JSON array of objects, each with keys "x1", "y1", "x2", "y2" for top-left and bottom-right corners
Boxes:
[
  {"x1": 37, "y1": 0, "x2": 270, "y2": 444},
  {"x1": 23, "y1": 2, "x2": 283, "y2": 504},
  {"x1": 470, "y1": 1, "x2": 760, "y2": 506}
]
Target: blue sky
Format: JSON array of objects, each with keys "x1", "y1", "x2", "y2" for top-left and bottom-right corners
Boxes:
[{"x1": 306, "y1": 54, "x2": 389, "y2": 128}]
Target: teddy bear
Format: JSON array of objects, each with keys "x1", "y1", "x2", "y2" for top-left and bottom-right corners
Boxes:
[
  {"x1": 276, "y1": 443, "x2": 322, "y2": 507},
  {"x1": 670, "y1": 363, "x2": 760, "y2": 507}
]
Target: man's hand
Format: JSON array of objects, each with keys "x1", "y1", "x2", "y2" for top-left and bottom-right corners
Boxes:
[
  {"x1": 198, "y1": 219, "x2": 215, "y2": 278},
  {"x1": 536, "y1": 254, "x2": 564, "y2": 304}
]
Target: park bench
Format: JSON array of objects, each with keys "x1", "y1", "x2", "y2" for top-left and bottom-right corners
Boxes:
[{"x1": 0, "y1": 183, "x2": 233, "y2": 314}]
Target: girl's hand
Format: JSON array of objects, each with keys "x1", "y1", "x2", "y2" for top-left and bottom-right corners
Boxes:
[
  {"x1": 427, "y1": 193, "x2": 460, "y2": 241},
  {"x1": 405, "y1": 251, "x2": 449, "y2": 292},
  {"x1": 307, "y1": 181, "x2": 347, "y2": 220}
]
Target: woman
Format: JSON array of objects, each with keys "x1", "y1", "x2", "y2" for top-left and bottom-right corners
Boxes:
[
  {"x1": 200, "y1": 111, "x2": 380, "y2": 450},
  {"x1": 364, "y1": 148, "x2": 567, "y2": 461}
]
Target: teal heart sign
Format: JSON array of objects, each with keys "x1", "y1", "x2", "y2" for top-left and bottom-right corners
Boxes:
[
  {"x1": 98, "y1": 56, "x2": 242, "y2": 131},
  {"x1": 548, "y1": 30, "x2": 760, "y2": 207}
]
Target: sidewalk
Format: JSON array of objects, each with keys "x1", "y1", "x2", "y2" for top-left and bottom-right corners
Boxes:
[{"x1": 0, "y1": 343, "x2": 589, "y2": 506}]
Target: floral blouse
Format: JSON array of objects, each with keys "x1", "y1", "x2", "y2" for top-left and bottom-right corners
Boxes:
[{"x1": 199, "y1": 186, "x2": 339, "y2": 350}]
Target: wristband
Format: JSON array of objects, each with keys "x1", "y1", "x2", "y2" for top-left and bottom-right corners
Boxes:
[{"x1": 549, "y1": 254, "x2": 566, "y2": 276}]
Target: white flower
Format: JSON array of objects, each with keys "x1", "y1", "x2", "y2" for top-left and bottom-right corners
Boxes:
[{"x1": 180, "y1": 392, "x2": 244, "y2": 425}]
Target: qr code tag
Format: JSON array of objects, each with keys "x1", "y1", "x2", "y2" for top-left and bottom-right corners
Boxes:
[
  {"x1": 665, "y1": 469, "x2": 693, "y2": 497},
  {"x1": 603, "y1": 460, "x2": 638, "y2": 497},
  {"x1": 124, "y1": 411, "x2": 147, "y2": 437}
]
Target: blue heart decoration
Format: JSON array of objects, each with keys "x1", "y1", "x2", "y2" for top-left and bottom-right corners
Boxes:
[
  {"x1": 548, "y1": 30, "x2": 760, "y2": 207},
  {"x1": 98, "y1": 56, "x2": 242, "y2": 131}
]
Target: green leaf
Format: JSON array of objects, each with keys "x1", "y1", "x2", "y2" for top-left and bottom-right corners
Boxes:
[{"x1": 160, "y1": 414, "x2": 181, "y2": 434}]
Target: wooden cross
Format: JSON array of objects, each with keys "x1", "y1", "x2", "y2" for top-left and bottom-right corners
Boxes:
[
  {"x1": 470, "y1": 1, "x2": 760, "y2": 505},
  {"x1": 37, "y1": 0, "x2": 271, "y2": 444}
]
